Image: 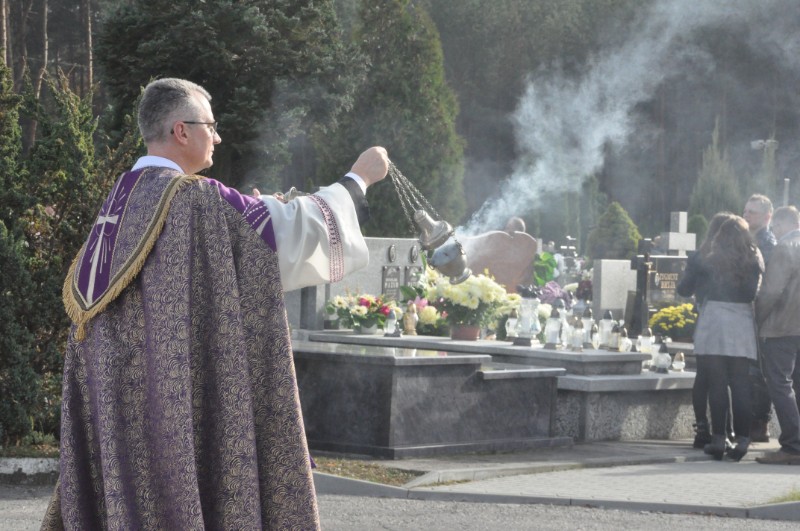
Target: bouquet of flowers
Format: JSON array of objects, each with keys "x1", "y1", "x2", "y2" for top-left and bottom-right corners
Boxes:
[
  {"x1": 648, "y1": 302, "x2": 697, "y2": 341},
  {"x1": 326, "y1": 293, "x2": 399, "y2": 329},
  {"x1": 429, "y1": 270, "x2": 519, "y2": 328}
]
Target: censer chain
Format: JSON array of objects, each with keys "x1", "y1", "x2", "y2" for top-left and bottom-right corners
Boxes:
[{"x1": 387, "y1": 161, "x2": 444, "y2": 234}]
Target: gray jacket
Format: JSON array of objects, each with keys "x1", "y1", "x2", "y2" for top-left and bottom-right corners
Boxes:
[{"x1": 756, "y1": 229, "x2": 800, "y2": 338}]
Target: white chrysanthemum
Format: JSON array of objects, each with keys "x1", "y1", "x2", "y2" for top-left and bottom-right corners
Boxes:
[
  {"x1": 352, "y1": 306, "x2": 368, "y2": 317},
  {"x1": 418, "y1": 305, "x2": 439, "y2": 325},
  {"x1": 538, "y1": 303, "x2": 553, "y2": 320},
  {"x1": 564, "y1": 283, "x2": 578, "y2": 293}
]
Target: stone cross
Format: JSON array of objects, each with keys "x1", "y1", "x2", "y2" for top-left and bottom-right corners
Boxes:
[{"x1": 659, "y1": 212, "x2": 696, "y2": 256}]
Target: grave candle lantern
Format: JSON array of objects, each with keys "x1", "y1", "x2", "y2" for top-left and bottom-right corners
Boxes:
[
  {"x1": 590, "y1": 323, "x2": 600, "y2": 350},
  {"x1": 655, "y1": 341, "x2": 672, "y2": 374},
  {"x1": 505, "y1": 308, "x2": 518, "y2": 340},
  {"x1": 608, "y1": 322, "x2": 621, "y2": 351},
  {"x1": 581, "y1": 307, "x2": 594, "y2": 346},
  {"x1": 599, "y1": 310, "x2": 615, "y2": 347},
  {"x1": 571, "y1": 318, "x2": 584, "y2": 351},
  {"x1": 544, "y1": 308, "x2": 562, "y2": 348},
  {"x1": 618, "y1": 327, "x2": 632, "y2": 352}
]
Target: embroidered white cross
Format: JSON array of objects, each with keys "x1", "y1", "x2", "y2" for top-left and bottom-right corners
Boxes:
[{"x1": 86, "y1": 212, "x2": 119, "y2": 304}]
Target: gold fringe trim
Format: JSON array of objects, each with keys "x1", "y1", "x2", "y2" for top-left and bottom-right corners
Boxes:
[{"x1": 63, "y1": 174, "x2": 203, "y2": 341}]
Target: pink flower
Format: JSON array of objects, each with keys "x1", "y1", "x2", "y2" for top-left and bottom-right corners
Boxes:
[{"x1": 414, "y1": 296, "x2": 428, "y2": 309}]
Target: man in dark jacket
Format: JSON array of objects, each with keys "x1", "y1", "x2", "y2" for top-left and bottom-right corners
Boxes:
[
  {"x1": 755, "y1": 206, "x2": 800, "y2": 465},
  {"x1": 744, "y1": 193, "x2": 777, "y2": 441}
]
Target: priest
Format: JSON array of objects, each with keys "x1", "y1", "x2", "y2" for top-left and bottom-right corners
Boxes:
[{"x1": 41, "y1": 78, "x2": 388, "y2": 530}]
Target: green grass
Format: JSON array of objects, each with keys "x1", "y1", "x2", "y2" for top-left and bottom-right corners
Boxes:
[
  {"x1": 769, "y1": 489, "x2": 800, "y2": 504},
  {"x1": 313, "y1": 456, "x2": 423, "y2": 486}
]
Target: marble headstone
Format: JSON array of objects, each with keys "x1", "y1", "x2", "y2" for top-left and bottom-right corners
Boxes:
[{"x1": 459, "y1": 230, "x2": 537, "y2": 293}]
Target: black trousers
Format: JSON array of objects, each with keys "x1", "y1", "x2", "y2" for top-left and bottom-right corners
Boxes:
[{"x1": 696, "y1": 355, "x2": 752, "y2": 438}]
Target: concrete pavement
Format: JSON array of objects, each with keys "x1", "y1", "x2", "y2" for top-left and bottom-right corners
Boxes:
[
  {"x1": 4, "y1": 438, "x2": 800, "y2": 526},
  {"x1": 313, "y1": 438, "x2": 800, "y2": 522}
]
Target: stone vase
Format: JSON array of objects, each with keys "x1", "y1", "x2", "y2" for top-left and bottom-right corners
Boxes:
[{"x1": 450, "y1": 323, "x2": 481, "y2": 341}]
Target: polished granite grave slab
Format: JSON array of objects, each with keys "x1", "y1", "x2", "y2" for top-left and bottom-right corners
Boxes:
[
  {"x1": 292, "y1": 340, "x2": 569, "y2": 458},
  {"x1": 302, "y1": 331, "x2": 697, "y2": 443},
  {"x1": 307, "y1": 331, "x2": 650, "y2": 375}
]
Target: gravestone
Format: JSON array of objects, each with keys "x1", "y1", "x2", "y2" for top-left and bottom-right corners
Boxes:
[
  {"x1": 285, "y1": 237, "x2": 422, "y2": 330},
  {"x1": 591, "y1": 259, "x2": 637, "y2": 320},
  {"x1": 628, "y1": 212, "x2": 695, "y2": 335},
  {"x1": 460, "y1": 230, "x2": 538, "y2": 293}
]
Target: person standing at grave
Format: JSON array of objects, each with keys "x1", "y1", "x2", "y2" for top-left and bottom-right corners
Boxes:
[
  {"x1": 743, "y1": 193, "x2": 777, "y2": 442},
  {"x1": 677, "y1": 212, "x2": 737, "y2": 449},
  {"x1": 41, "y1": 78, "x2": 389, "y2": 530},
  {"x1": 685, "y1": 216, "x2": 763, "y2": 461},
  {"x1": 755, "y1": 206, "x2": 800, "y2": 465}
]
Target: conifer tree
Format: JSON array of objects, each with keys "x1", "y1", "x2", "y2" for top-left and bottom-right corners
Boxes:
[
  {"x1": 586, "y1": 201, "x2": 641, "y2": 260},
  {"x1": 689, "y1": 118, "x2": 741, "y2": 221},
  {"x1": 96, "y1": 0, "x2": 359, "y2": 190},
  {"x1": 315, "y1": 0, "x2": 465, "y2": 236}
]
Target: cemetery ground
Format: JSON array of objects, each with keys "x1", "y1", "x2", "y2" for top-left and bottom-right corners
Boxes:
[{"x1": 5, "y1": 438, "x2": 800, "y2": 530}]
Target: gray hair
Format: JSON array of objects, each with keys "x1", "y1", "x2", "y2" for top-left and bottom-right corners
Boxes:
[
  {"x1": 138, "y1": 78, "x2": 212, "y2": 143},
  {"x1": 746, "y1": 193, "x2": 774, "y2": 215}
]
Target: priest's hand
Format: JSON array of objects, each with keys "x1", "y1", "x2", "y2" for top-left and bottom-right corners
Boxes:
[
  {"x1": 252, "y1": 188, "x2": 288, "y2": 203},
  {"x1": 350, "y1": 147, "x2": 389, "y2": 188}
]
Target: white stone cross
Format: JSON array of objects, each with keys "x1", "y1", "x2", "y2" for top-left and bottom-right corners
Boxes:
[{"x1": 659, "y1": 211, "x2": 696, "y2": 256}]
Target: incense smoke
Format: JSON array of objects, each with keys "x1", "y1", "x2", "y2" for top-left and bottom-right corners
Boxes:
[{"x1": 460, "y1": 0, "x2": 796, "y2": 236}]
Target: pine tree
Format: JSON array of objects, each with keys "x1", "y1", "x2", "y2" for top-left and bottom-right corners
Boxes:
[
  {"x1": 586, "y1": 201, "x2": 641, "y2": 260},
  {"x1": 689, "y1": 118, "x2": 741, "y2": 221},
  {"x1": 96, "y1": 0, "x2": 359, "y2": 190},
  {"x1": 0, "y1": 57, "x2": 27, "y2": 232},
  {"x1": 316, "y1": 0, "x2": 465, "y2": 236}
]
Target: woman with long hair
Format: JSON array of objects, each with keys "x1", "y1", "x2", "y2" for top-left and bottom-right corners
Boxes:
[
  {"x1": 678, "y1": 212, "x2": 737, "y2": 448},
  {"x1": 692, "y1": 216, "x2": 763, "y2": 460}
]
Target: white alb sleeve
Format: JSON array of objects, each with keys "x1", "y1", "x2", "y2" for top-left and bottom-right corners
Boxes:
[{"x1": 259, "y1": 182, "x2": 369, "y2": 292}]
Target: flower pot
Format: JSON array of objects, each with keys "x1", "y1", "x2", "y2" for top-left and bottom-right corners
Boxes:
[
  {"x1": 355, "y1": 323, "x2": 380, "y2": 335},
  {"x1": 450, "y1": 324, "x2": 481, "y2": 341}
]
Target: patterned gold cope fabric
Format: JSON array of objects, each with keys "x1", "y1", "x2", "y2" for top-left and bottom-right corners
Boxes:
[{"x1": 42, "y1": 168, "x2": 321, "y2": 530}]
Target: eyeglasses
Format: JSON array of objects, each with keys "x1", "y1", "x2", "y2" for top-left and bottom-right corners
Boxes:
[{"x1": 183, "y1": 121, "x2": 218, "y2": 135}]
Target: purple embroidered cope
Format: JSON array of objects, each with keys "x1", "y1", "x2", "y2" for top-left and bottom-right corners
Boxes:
[{"x1": 76, "y1": 169, "x2": 142, "y2": 307}]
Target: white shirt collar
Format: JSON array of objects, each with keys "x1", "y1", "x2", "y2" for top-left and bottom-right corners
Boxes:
[{"x1": 131, "y1": 155, "x2": 185, "y2": 173}]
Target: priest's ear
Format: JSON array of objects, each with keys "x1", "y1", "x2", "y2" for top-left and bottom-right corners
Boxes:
[{"x1": 170, "y1": 122, "x2": 190, "y2": 144}]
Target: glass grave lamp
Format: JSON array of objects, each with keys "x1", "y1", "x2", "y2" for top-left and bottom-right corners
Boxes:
[
  {"x1": 505, "y1": 309, "x2": 519, "y2": 340},
  {"x1": 654, "y1": 341, "x2": 672, "y2": 374},
  {"x1": 590, "y1": 323, "x2": 600, "y2": 350},
  {"x1": 560, "y1": 312, "x2": 574, "y2": 348},
  {"x1": 638, "y1": 327, "x2": 654, "y2": 369},
  {"x1": 637, "y1": 327, "x2": 653, "y2": 354},
  {"x1": 608, "y1": 322, "x2": 621, "y2": 351},
  {"x1": 581, "y1": 307, "x2": 594, "y2": 348},
  {"x1": 571, "y1": 317, "x2": 584, "y2": 351},
  {"x1": 544, "y1": 307, "x2": 562, "y2": 349},
  {"x1": 599, "y1": 310, "x2": 615, "y2": 348},
  {"x1": 384, "y1": 309, "x2": 401, "y2": 337},
  {"x1": 671, "y1": 351, "x2": 686, "y2": 372},
  {"x1": 514, "y1": 285, "x2": 541, "y2": 347},
  {"x1": 618, "y1": 327, "x2": 633, "y2": 352}
]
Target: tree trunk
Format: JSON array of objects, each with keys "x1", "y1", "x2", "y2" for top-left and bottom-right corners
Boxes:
[
  {"x1": 1, "y1": 0, "x2": 7, "y2": 67},
  {"x1": 83, "y1": 0, "x2": 92, "y2": 95},
  {"x1": 32, "y1": 0, "x2": 47, "y2": 99}
]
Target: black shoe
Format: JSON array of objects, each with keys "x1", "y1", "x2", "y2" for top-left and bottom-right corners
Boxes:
[
  {"x1": 692, "y1": 422, "x2": 712, "y2": 449},
  {"x1": 750, "y1": 419, "x2": 770, "y2": 443},
  {"x1": 756, "y1": 449, "x2": 800, "y2": 465},
  {"x1": 726, "y1": 437, "x2": 751, "y2": 462},
  {"x1": 704, "y1": 434, "x2": 728, "y2": 461}
]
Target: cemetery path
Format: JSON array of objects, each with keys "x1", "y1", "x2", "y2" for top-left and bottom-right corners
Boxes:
[{"x1": 314, "y1": 438, "x2": 800, "y2": 522}]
